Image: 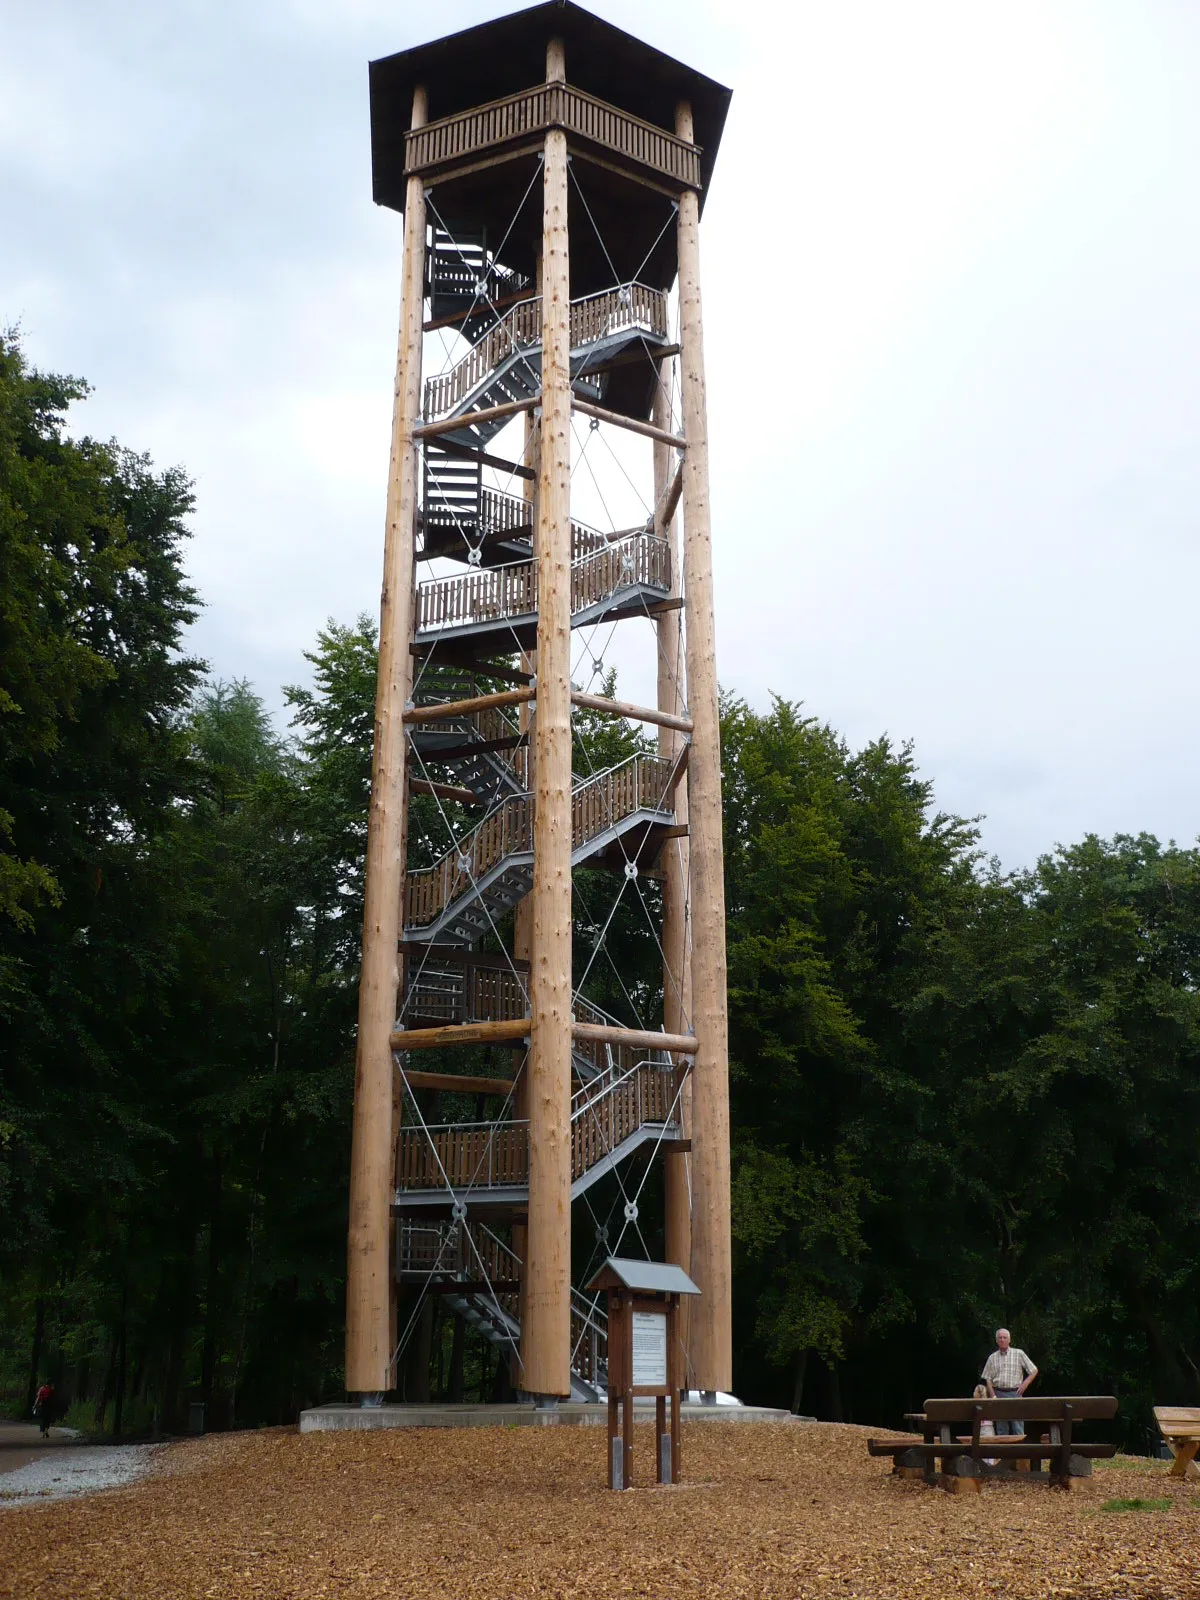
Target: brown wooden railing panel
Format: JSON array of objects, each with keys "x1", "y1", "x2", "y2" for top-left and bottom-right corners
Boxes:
[
  {"x1": 405, "y1": 751, "x2": 673, "y2": 932},
  {"x1": 405, "y1": 792, "x2": 533, "y2": 930},
  {"x1": 395, "y1": 1120, "x2": 531, "y2": 1191},
  {"x1": 405, "y1": 83, "x2": 701, "y2": 190},
  {"x1": 570, "y1": 1062, "x2": 676, "y2": 1180},
  {"x1": 415, "y1": 530, "x2": 670, "y2": 638}
]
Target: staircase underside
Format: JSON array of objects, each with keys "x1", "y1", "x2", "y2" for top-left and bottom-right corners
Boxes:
[{"x1": 433, "y1": 330, "x2": 672, "y2": 453}]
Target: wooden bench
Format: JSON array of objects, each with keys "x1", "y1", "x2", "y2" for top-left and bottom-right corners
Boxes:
[
  {"x1": 868, "y1": 1396, "x2": 1118, "y2": 1493},
  {"x1": 1153, "y1": 1407, "x2": 1200, "y2": 1478}
]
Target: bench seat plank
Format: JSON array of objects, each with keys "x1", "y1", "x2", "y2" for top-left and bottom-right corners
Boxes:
[{"x1": 867, "y1": 1439, "x2": 1116, "y2": 1460}]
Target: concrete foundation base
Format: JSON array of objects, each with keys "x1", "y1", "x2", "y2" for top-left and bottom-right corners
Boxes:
[{"x1": 299, "y1": 1400, "x2": 796, "y2": 1433}]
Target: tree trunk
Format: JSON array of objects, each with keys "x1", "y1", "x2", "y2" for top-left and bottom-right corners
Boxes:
[
  {"x1": 408, "y1": 1297, "x2": 434, "y2": 1404},
  {"x1": 490, "y1": 1342, "x2": 509, "y2": 1403},
  {"x1": 112, "y1": 1297, "x2": 128, "y2": 1440},
  {"x1": 449, "y1": 1313, "x2": 465, "y2": 1403},
  {"x1": 201, "y1": 1146, "x2": 222, "y2": 1416},
  {"x1": 827, "y1": 1359, "x2": 843, "y2": 1424},
  {"x1": 791, "y1": 1349, "x2": 809, "y2": 1414},
  {"x1": 24, "y1": 1297, "x2": 45, "y2": 1415}
]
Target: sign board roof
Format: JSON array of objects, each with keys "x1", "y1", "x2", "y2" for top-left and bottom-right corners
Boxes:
[{"x1": 587, "y1": 1256, "x2": 700, "y2": 1296}]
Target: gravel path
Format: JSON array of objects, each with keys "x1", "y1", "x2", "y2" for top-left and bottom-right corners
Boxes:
[
  {"x1": 0, "y1": 1422, "x2": 1196, "y2": 1598},
  {"x1": 0, "y1": 1444, "x2": 159, "y2": 1508}
]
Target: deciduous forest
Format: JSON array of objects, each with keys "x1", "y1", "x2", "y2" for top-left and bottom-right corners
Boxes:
[{"x1": 3, "y1": 335, "x2": 1198, "y2": 1448}]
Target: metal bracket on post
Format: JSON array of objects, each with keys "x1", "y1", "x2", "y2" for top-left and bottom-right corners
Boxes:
[
  {"x1": 611, "y1": 1435, "x2": 624, "y2": 1491},
  {"x1": 659, "y1": 1430, "x2": 672, "y2": 1483}
]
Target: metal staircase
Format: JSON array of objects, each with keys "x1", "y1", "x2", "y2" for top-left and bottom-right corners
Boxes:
[
  {"x1": 418, "y1": 278, "x2": 672, "y2": 569},
  {"x1": 396, "y1": 1218, "x2": 609, "y2": 1400},
  {"x1": 404, "y1": 750, "x2": 679, "y2": 944},
  {"x1": 427, "y1": 226, "x2": 534, "y2": 339},
  {"x1": 395, "y1": 245, "x2": 688, "y2": 1395},
  {"x1": 424, "y1": 280, "x2": 669, "y2": 449}
]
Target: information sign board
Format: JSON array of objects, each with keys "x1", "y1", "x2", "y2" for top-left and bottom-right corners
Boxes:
[{"x1": 631, "y1": 1309, "x2": 668, "y2": 1387}]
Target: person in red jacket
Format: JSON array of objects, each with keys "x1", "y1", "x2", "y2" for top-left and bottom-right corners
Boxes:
[{"x1": 33, "y1": 1382, "x2": 55, "y2": 1438}]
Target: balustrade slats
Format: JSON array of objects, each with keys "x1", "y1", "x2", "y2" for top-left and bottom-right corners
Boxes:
[
  {"x1": 405, "y1": 84, "x2": 700, "y2": 190},
  {"x1": 395, "y1": 1121, "x2": 533, "y2": 1191},
  {"x1": 407, "y1": 753, "x2": 670, "y2": 930},
  {"x1": 416, "y1": 530, "x2": 669, "y2": 637},
  {"x1": 396, "y1": 1063, "x2": 674, "y2": 1192}
]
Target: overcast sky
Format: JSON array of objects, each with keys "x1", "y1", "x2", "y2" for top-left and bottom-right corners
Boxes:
[{"x1": 4, "y1": 0, "x2": 1199, "y2": 870}]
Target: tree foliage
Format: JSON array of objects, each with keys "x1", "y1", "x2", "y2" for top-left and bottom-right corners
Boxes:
[{"x1": 2, "y1": 334, "x2": 1198, "y2": 1447}]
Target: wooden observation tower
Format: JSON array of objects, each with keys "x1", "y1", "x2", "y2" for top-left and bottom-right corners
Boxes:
[{"x1": 346, "y1": 1, "x2": 732, "y2": 1407}]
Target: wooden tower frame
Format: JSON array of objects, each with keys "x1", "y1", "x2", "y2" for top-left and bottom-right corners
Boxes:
[{"x1": 346, "y1": 1, "x2": 732, "y2": 1405}]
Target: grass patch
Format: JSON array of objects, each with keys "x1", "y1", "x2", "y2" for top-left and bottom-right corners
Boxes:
[
  {"x1": 1100, "y1": 1496, "x2": 1171, "y2": 1513},
  {"x1": 1094, "y1": 1454, "x2": 1164, "y2": 1473}
]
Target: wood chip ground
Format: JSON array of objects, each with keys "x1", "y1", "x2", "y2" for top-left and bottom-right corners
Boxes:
[{"x1": 1, "y1": 1421, "x2": 1196, "y2": 1599}]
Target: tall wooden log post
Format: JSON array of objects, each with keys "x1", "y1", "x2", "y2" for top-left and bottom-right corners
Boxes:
[
  {"x1": 346, "y1": 85, "x2": 428, "y2": 1397},
  {"x1": 675, "y1": 98, "x2": 732, "y2": 1395},
  {"x1": 654, "y1": 363, "x2": 693, "y2": 1368},
  {"x1": 522, "y1": 35, "x2": 572, "y2": 1401},
  {"x1": 509, "y1": 407, "x2": 539, "y2": 1392}
]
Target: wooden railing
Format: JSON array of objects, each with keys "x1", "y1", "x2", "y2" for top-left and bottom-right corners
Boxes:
[
  {"x1": 395, "y1": 1058, "x2": 677, "y2": 1192},
  {"x1": 571, "y1": 532, "x2": 671, "y2": 614},
  {"x1": 404, "y1": 953, "x2": 530, "y2": 1027},
  {"x1": 396, "y1": 1118, "x2": 531, "y2": 1192},
  {"x1": 573, "y1": 752, "x2": 673, "y2": 851},
  {"x1": 405, "y1": 793, "x2": 532, "y2": 931},
  {"x1": 422, "y1": 484, "x2": 533, "y2": 547},
  {"x1": 570, "y1": 1061, "x2": 676, "y2": 1179},
  {"x1": 423, "y1": 281, "x2": 669, "y2": 421},
  {"x1": 415, "y1": 529, "x2": 670, "y2": 637},
  {"x1": 417, "y1": 559, "x2": 536, "y2": 635},
  {"x1": 405, "y1": 752, "x2": 675, "y2": 932},
  {"x1": 405, "y1": 82, "x2": 702, "y2": 192},
  {"x1": 480, "y1": 486, "x2": 532, "y2": 539},
  {"x1": 424, "y1": 296, "x2": 540, "y2": 420}
]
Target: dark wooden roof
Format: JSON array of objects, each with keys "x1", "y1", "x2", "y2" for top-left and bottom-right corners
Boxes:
[{"x1": 368, "y1": 2, "x2": 730, "y2": 297}]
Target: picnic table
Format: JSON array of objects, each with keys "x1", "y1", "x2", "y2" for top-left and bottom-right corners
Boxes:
[
  {"x1": 1153, "y1": 1407, "x2": 1200, "y2": 1478},
  {"x1": 868, "y1": 1396, "x2": 1118, "y2": 1493}
]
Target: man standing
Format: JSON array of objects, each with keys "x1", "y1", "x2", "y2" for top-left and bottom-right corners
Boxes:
[{"x1": 982, "y1": 1328, "x2": 1038, "y2": 1436}]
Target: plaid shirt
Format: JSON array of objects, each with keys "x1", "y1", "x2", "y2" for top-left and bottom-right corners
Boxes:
[{"x1": 981, "y1": 1347, "x2": 1036, "y2": 1390}]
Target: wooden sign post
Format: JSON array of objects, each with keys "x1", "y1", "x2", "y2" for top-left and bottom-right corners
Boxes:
[{"x1": 588, "y1": 1258, "x2": 700, "y2": 1490}]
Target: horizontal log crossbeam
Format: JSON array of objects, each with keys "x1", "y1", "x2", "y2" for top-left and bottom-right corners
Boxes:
[
  {"x1": 401, "y1": 1069, "x2": 518, "y2": 1097},
  {"x1": 404, "y1": 687, "x2": 536, "y2": 724},
  {"x1": 405, "y1": 688, "x2": 691, "y2": 735},
  {"x1": 571, "y1": 397, "x2": 686, "y2": 450},
  {"x1": 390, "y1": 1017, "x2": 697, "y2": 1056},
  {"x1": 414, "y1": 396, "x2": 538, "y2": 440}
]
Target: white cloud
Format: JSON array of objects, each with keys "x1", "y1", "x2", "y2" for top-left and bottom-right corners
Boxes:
[{"x1": 3, "y1": 0, "x2": 1199, "y2": 864}]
